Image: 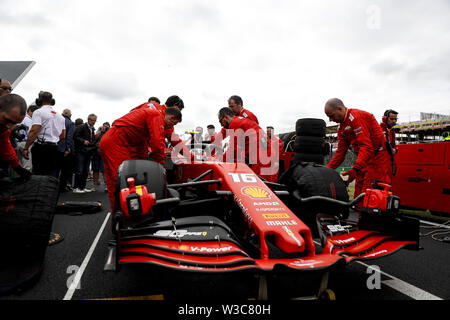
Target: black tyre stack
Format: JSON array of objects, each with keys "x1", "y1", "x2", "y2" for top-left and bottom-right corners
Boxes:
[{"x1": 293, "y1": 118, "x2": 330, "y2": 165}]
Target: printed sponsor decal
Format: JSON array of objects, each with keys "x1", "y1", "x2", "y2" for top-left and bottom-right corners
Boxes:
[
  {"x1": 262, "y1": 213, "x2": 290, "y2": 219},
  {"x1": 190, "y1": 246, "x2": 234, "y2": 253},
  {"x1": 266, "y1": 220, "x2": 298, "y2": 226},
  {"x1": 327, "y1": 224, "x2": 353, "y2": 233},
  {"x1": 330, "y1": 237, "x2": 356, "y2": 245},
  {"x1": 254, "y1": 201, "x2": 280, "y2": 206},
  {"x1": 256, "y1": 208, "x2": 286, "y2": 212},
  {"x1": 153, "y1": 230, "x2": 208, "y2": 238},
  {"x1": 234, "y1": 196, "x2": 253, "y2": 225},
  {"x1": 179, "y1": 265, "x2": 205, "y2": 270},
  {"x1": 178, "y1": 245, "x2": 234, "y2": 253},
  {"x1": 241, "y1": 187, "x2": 271, "y2": 199},
  {"x1": 289, "y1": 259, "x2": 321, "y2": 267},
  {"x1": 363, "y1": 250, "x2": 388, "y2": 258}
]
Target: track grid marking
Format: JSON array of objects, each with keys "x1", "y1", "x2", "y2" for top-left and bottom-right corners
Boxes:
[
  {"x1": 63, "y1": 212, "x2": 111, "y2": 300},
  {"x1": 313, "y1": 240, "x2": 443, "y2": 300}
]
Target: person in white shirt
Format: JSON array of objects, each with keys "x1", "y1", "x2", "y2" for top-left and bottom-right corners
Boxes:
[
  {"x1": 16, "y1": 104, "x2": 40, "y2": 171},
  {"x1": 23, "y1": 91, "x2": 66, "y2": 177}
]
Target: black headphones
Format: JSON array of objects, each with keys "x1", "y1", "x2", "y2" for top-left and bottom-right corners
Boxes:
[
  {"x1": 35, "y1": 91, "x2": 56, "y2": 107},
  {"x1": 383, "y1": 109, "x2": 397, "y2": 123}
]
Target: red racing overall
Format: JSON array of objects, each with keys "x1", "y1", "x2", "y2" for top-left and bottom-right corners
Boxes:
[
  {"x1": 262, "y1": 135, "x2": 284, "y2": 182},
  {"x1": 380, "y1": 121, "x2": 397, "y2": 180},
  {"x1": 222, "y1": 116, "x2": 268, "y2": 176},
  {"x1": 327, "y1": 109, "x2": 391, "y2": 198},
  {"x1": 212, "y1": 108, "x2": 259, "y2": 144},
  {"x1": 0, "y1": 129, "x2": 20, "y2": 169},
  {"x1": 100, "y1": 107, "x2": 166, "y2": 211}
]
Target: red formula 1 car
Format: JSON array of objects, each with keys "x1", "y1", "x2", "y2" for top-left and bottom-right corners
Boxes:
[{"x1": 104, "y1": 147, "x2": 420, "y2": 299}]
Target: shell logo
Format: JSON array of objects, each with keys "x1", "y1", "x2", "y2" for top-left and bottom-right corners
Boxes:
[{"x1": 242, "y1": 187, "x2": 271, "y2": 199}]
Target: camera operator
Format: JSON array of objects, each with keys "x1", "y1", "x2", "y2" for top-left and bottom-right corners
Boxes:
[{"x1": 0, "y1": 94, "x2": 32, "y2": 180}]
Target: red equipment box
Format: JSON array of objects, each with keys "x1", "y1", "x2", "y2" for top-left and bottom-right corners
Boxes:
[{"x1": 392, "y1": 142, "x2": 450, "y2": 215}]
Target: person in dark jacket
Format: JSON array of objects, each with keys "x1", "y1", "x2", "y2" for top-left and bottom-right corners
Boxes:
[
  {"x1": 57, "y1": 109, "x2": 75, "y2": 192},
  {"x1": 73, "y1": 114, "x2": 98, "y2": 193},
  {"x1": 91, "y1": 122, "x2": 110, "y2": 190}
]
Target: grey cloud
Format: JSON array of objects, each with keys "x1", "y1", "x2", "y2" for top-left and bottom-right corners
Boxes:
[
  {"x1": 73, "y1": 72, "x2": 141, "y2": 101},
  {"x1": 407, "y1": 54, "x2": 450, "y2": 83},
  {"x1": 371, "y1": 58, "x2": 407, "y2": 76},
  {"x1": 371, "y1": 52, "x2": 450, "y2": 84},
  {"x1": 164, "y1": 1, "x2": 221, "y2": 28},
  {"x1": 0, "y1": 11, "x2": 51, "y2": 27}
]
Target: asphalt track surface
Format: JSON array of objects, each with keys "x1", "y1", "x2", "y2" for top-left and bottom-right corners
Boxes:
[{"x1": 1, "y1": 179, "x2": 449, "y2": 302}]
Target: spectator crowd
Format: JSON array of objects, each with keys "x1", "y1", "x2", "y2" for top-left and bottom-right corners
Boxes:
[{"x1": 0, "y1": 83, "x2": 110, "y2": 194}]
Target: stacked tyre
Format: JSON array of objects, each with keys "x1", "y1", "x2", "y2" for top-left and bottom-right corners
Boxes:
[{"x1": 293, "y1": 118, "x2": 329, "y2": 165}]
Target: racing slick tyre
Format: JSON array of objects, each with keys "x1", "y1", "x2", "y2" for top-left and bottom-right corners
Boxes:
[
  {"x1": 279, "y1": 162, "x2": 349, "y2": 235},
  {"x1": 293, "y1": 153, "x2": 324, "y2": 165},
  {"x1": 295, "y1": 118, "x2": 326, "y2": 137},
  {"x1": 0, "y1": 175, "x2": 59, "y2": 295},
  {"x1": 293, "y1": 136, "x2": 328, "y2": 155}
]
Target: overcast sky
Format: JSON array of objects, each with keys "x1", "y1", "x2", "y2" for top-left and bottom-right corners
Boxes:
[{"x1": 2, "y1": 0, "x2": 450, "y2": 134}]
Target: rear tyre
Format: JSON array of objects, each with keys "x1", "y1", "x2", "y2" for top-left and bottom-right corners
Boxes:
[
  {"x1": 294, "y1": 153, "x2": 324, "y2": 165},
  {"x1": 279, "y1": 163, "x2": 349, "y2": 235},
  {"x1": 295, "y1": 118, "x2": 326, "y2": 137},
  {"x1": 293, "y1": 136, "x2": 327, "y2": 154}
]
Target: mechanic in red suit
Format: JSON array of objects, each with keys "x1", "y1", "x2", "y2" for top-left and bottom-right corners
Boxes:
[
  {"x1": 325, "y1": 98, "x2": 391, "y2": 199},
  {"x1": 263, "y1": 126, "x2": 284, "y2": 182},
  {"x1": 130, "y1": 95, "x2": 185, "y2": 146},
  {"x1": 211, "y1": 95, "x2": 259, "y2": 144},
  {"x1": 380, "y1": 109, "x2": 398, "y2": 180},
  {"x1": 217, "y1": 107, "x2": 269, "y2": 177},
  {"x1": 100, "y1": 107, "x2": 182, "y2": 211},
  {"x1": 0, "y1": 93, "x2": 32, "y2": 180}
]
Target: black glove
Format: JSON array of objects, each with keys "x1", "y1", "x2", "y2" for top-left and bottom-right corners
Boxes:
[{"x1": 13, "y1": 166, "x2": 32, "y2": 181}]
